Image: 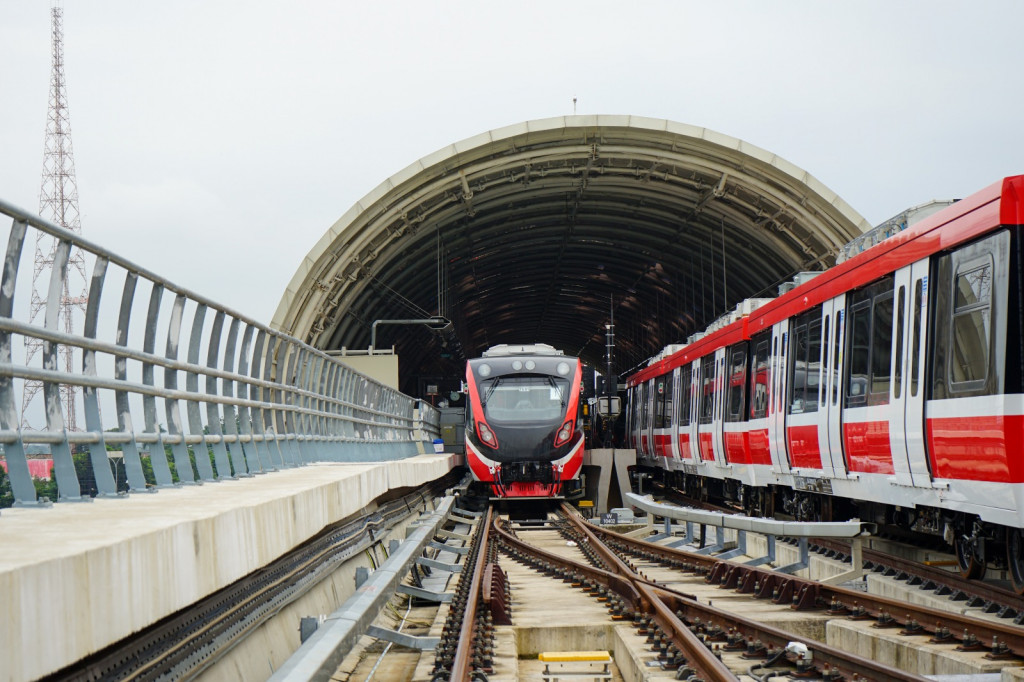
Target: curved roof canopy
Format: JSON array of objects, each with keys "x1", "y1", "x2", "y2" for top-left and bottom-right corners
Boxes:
[{"x1": 273, "y1": 115, "x2": 869, "y2": 394}]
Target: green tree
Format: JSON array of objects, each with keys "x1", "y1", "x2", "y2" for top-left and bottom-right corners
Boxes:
[{"x1": 0, "y1": 464, "x2": 13, "y2": 508}]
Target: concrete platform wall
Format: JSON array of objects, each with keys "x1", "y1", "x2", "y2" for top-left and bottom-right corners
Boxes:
[{"x1": 0, "y1": 454, "x2": 459, "y2": 682}]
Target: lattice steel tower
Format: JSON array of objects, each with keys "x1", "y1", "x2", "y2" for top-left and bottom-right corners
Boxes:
[{"x1": 22, "y1": 3, "x2": 89, "y2": 431}]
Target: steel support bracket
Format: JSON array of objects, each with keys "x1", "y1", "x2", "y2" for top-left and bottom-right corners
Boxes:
[
  {"x1": 429, "y1": 540, "x2": 469, "y2": 555},
  {"x1": 397, "y1": 584, "x2": 454, "y2": 603},
  {"x1": 774, "y1": 537, "x2": 810, "y2": 575},
  {"x1": 417, "y1": 556, "x2": 462, "y2": 573},
  {"x1": 367, "y1": 625, "x2": 440, "y2": 651},
  {"x1": 436, "y1": 528, "x2": 472, "y2": 542}
]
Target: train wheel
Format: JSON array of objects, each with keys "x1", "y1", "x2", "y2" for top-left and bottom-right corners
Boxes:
[
  {"x1": 955, "y1": 530, "x2": 987, "y2": 581},
  {"x1": 1007, "y1": 529, "x2": 1024, "y2": 594}
]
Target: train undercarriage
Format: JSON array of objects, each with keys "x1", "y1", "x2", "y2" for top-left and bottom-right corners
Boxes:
[{"x1": 639, "y1": 465, "x2": 1024, "y2": 593}]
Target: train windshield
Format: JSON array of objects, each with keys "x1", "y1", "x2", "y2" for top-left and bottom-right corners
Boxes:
[{"x1": 480, "y1": 375, "x2": 568, "y2": 423}]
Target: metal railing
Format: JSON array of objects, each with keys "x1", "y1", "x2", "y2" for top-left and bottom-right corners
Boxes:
[{"x1": 0, "y1": 198, "x2": 434, "y2": 508}]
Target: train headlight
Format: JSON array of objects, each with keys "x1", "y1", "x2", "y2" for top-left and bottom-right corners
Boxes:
[
  {"x1": 554, "y1": 419, "x2": 574, "y2": 447},
  {"x1": 477, "y1": 422, "x2": 498, "y2": 448},
  {"x1": 556, "y1": 362, "x2": 570, "y2": 376},
  {"x1": 525, "y1": 360, "x2": 536, "y2": 370},
  {"x1": 512, "y1": 360, "x2": 523, "y2": 370},
  {"x1": 478, "y1": 363, "x2": 492, "y2": 377}
]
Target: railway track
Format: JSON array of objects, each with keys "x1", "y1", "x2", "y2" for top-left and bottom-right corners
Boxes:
[
  {"x1": 651, "y1": 481, "x2": 1024, "y2": 622},
  {"x1": 425, "y1": 502, "x2": 1024, "y2": 681},
  {"x1": 804, "y1": 537, "x2": 1024, "y2": 621},
  {"x1": 585, "y1": 516, "x2": 1024, "y2": 662}
]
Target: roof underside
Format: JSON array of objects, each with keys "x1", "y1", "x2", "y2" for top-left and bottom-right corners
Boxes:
[{"x1": 273, "y1": 116, "x2": 869, "y2": 394}]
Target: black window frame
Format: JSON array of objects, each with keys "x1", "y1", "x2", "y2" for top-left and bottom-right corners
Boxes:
[
  {"x1": 698, "y1": 355, "x2": 717, "y2": 425},
  {"x1": 844, "y1": 275, "x2": 896, "y2": 408},
  {"x1": 725, "y1": 343, "x2": 749, "y2": 423},
  {"x1": 749, "y1": 333, "x2": 771, "y2": 419},
  {"x1": 788, "y1": 306, "x2": 823, "y2": 415},
  {"x1": 930, "y1": 230, "x2": 1009, "y2": 400},
  {"x1": 677, "y1": 363, "x2": 693, "y2": 426}
]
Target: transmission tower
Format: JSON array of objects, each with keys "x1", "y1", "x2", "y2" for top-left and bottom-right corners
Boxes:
[{"x1": 22, "y1": 3, "x2": 89, "y2": 432}]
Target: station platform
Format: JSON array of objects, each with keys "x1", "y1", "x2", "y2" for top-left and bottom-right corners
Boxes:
[{"x1": 0, "y1": 453, "x2": 461, "y2": 682}]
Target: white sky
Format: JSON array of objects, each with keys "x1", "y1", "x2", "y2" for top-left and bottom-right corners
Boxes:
[{"x1": 2, "y1": 0, "x2": 1022, "y2": 327}]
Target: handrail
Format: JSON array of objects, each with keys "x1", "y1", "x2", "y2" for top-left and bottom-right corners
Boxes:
[{"x1": 0, "y1": 199, "x2": 430, "y2": 508}]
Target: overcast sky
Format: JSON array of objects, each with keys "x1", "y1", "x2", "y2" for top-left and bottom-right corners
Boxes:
[{"x1": 2, "y1": 1, "x2": 1022, "y2": 327}]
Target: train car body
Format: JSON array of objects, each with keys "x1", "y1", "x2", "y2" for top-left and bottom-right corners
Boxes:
[
  {"x1": 465, "y1": 343, "x2": 585, "y2": 499},
  {"x1": 626, "y1": 176, "x2": 1024, "y2": 587}
]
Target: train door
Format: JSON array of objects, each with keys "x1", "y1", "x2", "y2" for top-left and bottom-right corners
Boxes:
[
  {"x1": 696, "y1": 353, "x2": 719, "y2": 463},
  {"x1": 680, "y1": 361, "x2": 699, "y2": 461},
  {"x1": 768, "y1": 319, "x2": 792, "y2": 474},
  {"x1": 653, "y1": 372, "x2": 673, "y2": 466},
  {"x1": 889, "y1": 260, "x2": 932, "y2": 487},
  {"x1": 722, "y1": 343, "x2": 751, "y2": 465},
  {"x1": 711, "y1": 348, "x2": 728, "y2": 466},
  {"x1": 786, "y1": 306, "x2": 826, "y2": 472},
  {"x1": 841, "y1": 275, "x2": 897, "y2": 476},
  {"x1": 669, "y1": 367, "x2": 683, "y2": 461},
  {"x1": 823, "y1": 295, "x2": 849, "y2": 478},
  {"x1": 638, "y1": 381, "x2": 651, "y2": 458},
  {"x1": 747, "y1": 332, "x2": 773, "y2": 468},
  {"x1": 625, "y1": 385, "x2": 636, "y2": 449}
]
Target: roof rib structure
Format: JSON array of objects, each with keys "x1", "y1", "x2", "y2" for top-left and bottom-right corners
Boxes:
[{"x1": 272, "y1": 115, "x2": 869, "y2": 394}]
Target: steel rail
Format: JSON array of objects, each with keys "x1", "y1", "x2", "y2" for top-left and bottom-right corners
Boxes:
[
  {"x1": 588, "y1": 520, "x2": 1024, "y2": 661},
  {"x1": 449, "y1": 506, "x2": 494, "y2": 682},
  {"x1": 559, "y1": 508, "x2": 934, "y2": 682},
  {"x1": 493, "y1": 516, "x2": 644, "y2": 608},
  {"x1": 648, "y1": 481, "x2": 1024, "y2": 615},
  {"x1": 558, "y1": 504, "x2": 736, "y2": 682},
  {"x1": 808, "y1": 536, "x2": 1024, "y2": 617},
  {"x1": 649, "y1": 585, "x2": 931, "y2": 682}
]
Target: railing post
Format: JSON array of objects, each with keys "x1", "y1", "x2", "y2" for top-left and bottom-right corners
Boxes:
[
  {"x1": 0, "y1": 218, "x2": 45, "y2": 506},
  {"x1": 113, "y1": 271, "x2": 150, "y2": 493},
  {"x1": 43, "y1": 239, "x2": 85, "y2": 502},
  {"x1": 82, "y1": 256, "x2": 118, "y2": 497}
]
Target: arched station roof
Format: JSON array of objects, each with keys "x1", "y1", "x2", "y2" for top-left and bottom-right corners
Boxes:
[{"x1": 272, "y1": 115, "x2": 870, "y2": 394}]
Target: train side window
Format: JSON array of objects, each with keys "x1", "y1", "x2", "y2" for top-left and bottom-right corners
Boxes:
[
  {"x1": 664, "y1": 373, "x2": 674, "y2": 427},
  {"x1": 678, "y1": 364, "x2": 693, "y2": 426},
  {"x1": 749, "y1": 336, "x2": 770, "y2": 419},
  {"x1": 846, "y1": 299, "x2": 871, "y2": 407},
  {"x1": 821, "y1": 315, "x2": 830, "y2": 408},
  {"x1": 788, "y1": 308, "x2": 822, "y2": 414},
  {"x1": 699, "y1": 355, "x2": 716, "y2": 425},
  {"x1": 654, "y1": 374, "x2": 674, "y2": 428},
  {"x1": 869, "y1": 291, "x2": 894, "y2": 405},
  {"x1": 654, "y1": 377, "x2": 666, "y2": 428},
  {"x1": 931, "y1": 230, "x2": 1009, "y2": 399},
  {"x1": 911, "y1": 280, "x2": 922, "y2": 397},
  {"x1": 726, "y1": 344, "x2": 748, "y2": 422},
  {"x1": 624, "y1": 387, "x2": 633, "y2": 439},
  {"x1": 894, "y1": 286, "x2": 905, "y2": 400},
  {"x1": 639, "y1": 382, "x2": 649, "y2": 431},
  {"x1": 951, "y1": 261, "x2": 992, "y2": 385},
  {"x1": 833, "y1": 311, "x2": 843, "y2": 405}
]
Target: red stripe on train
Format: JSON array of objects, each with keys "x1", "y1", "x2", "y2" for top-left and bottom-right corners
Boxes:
[
  {"x1": 927, "y1": 414, "x2": 1024, "y2": 483},
  {"x1": 843, "y1": 421, "x2": 894, "y2": 474},
  {"x1": 787, "y1": 425, "x2": 822, "y2": 469}
]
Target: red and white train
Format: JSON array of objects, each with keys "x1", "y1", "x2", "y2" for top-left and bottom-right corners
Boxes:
[
  {"x1": 465, "y1": 344, "x2": 585, "y2": 499},
  {"x1": 627, "y1": 175, "x2": 1024, "y2": 589}
]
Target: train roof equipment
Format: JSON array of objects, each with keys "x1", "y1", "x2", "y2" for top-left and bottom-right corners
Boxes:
[{"x1": 481, "y1": 343, "x2": 564, "y2": 357}]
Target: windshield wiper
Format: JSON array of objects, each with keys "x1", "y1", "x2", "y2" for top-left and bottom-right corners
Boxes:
[
  {"x1": 482, "y1": 377, "x2": 502, "y2": 406},
  {"x1": 548, "y1": 376, "x2": 566, "y2": 407}
]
